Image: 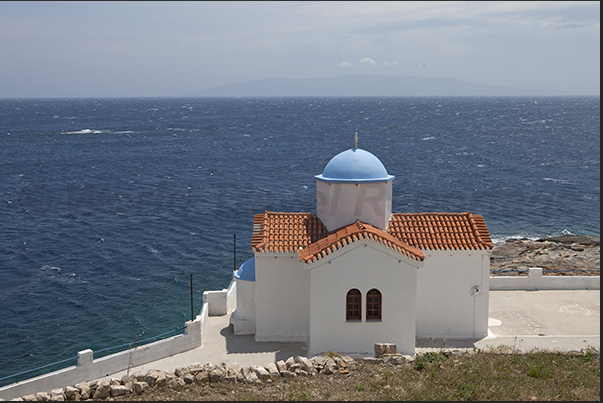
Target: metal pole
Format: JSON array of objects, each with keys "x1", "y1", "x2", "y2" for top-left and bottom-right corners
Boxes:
[
  {"x1": 190, "y1": 274, "x2": 194, "y2": 322},
  {"x1": 234, "y1": 234, "x2": 237, "y2": 272}
]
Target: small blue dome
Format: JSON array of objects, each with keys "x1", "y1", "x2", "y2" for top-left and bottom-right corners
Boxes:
[
  {"x1": 234, "y1": 257, "x2": 255, "y2": 282},
  {"x1": 315, "y1": 148, "x2": 394, "y2": 183}
]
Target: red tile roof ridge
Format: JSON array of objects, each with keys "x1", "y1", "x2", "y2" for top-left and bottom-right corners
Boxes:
[{"x1": 299, "y1": 219, "x2": 425, "y2": 264}]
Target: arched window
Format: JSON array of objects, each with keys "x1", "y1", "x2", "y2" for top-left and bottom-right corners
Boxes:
[
  {"x1": 346, "y1": 289, "x2": 361, "y2": 320},
  {"x1": 366, "y1": 289, "x2": 382, "y2": 320}
]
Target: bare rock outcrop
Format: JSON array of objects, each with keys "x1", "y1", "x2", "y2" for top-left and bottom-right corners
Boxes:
[{"x1": 490, "y1": 235, "x2": 599, "y2": 276}]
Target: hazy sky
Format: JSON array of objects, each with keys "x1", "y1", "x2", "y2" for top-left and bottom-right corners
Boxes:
[{"x1": 0, "y1": 1, "x2": 599, "y2": 98}]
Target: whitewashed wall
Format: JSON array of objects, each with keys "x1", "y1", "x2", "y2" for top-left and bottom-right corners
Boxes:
[
  {"x1": 233, "y1": 277, "x2": 255, "y2": 320},
  {"x1": 231, "y1": 277, "x2": 256, "y2": 334},
  {"x1": 316, "y1": 181, "x2": 392, "y2": 231},
  {"x1": 254, "y1": 253, "x2": 310, "y2": 342},
  {"x1": 308, "y1": 241, "x2": 420, "y2": 356},
  {"x1": 416, "y1": 250, "x2": 490, "y2": 339}
]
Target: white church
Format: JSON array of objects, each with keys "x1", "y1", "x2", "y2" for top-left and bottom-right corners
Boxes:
[{"x1": 230, "y1": 145, "x2": 494, "y2": 356}]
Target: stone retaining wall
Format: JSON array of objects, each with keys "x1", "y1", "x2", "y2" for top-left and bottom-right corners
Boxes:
[{"x1": 2, "y1": 353, "x2": 406, "y2": 401}]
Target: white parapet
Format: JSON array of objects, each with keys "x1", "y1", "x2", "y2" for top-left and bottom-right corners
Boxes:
[
  {"x1": 0, "y1": 319, "x2": 203, "y2": 401},
  {"x1": 490, "y1": 268, "x2": 600, "y2": 290},
  {"x1": 203, "y1": 279, "x2": 237, "y2": 316}
]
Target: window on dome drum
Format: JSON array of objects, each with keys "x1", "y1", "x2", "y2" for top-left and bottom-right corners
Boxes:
[
  {"x1": 366, "y1": 289, "x2": 382, "y2": 320},
  {"x1": 346, "y1": 289, "x2": 361, "y2": 320}
]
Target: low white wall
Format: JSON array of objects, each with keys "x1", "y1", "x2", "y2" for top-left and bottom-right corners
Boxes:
[
  {"x1": 0, "y1": 319, "x2": 203, "y2": 401},
  {"x1": 230, "y1": 310, "x2": 257, "y2": 335},
  {"x1": 490, "y1": 268, "x2": 600, "y2": 290},
  {"x1": 1, "y1": 280, "x2": 238, "y2": 401},
  {"x1": 204, "y1": 279, "x2": 236, "y2": 316}
]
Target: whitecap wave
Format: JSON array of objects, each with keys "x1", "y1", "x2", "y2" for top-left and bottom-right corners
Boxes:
[
  {"x1": 522, "y1": 119, "x2": 547, "y2": 125},
  {"x1": 490, "y1": 234, "x2": 541, "y2": 244},
  {"x1": 63, "y1": 129, "x2": 136, "y2": 136},
  {"x1": 40, "y1": 265, "x2": 87, "y2": 284},
  {"x1": 491, "y1": 228, "x2": 579, "y2": 244},
  {"x1": 64, "y1": 129, "x2": 104, "y2": 135},
  {"x1": 543, "y1": 177, "x2": 572, "y2": 184}
]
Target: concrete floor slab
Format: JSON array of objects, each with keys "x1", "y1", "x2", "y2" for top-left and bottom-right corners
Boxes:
[
  {"x1": 475, "y1": 289, "x2": 599, "y2": 352},
  {"x1": 110, "y1": 290, "x2": 600, "y2": 379}
]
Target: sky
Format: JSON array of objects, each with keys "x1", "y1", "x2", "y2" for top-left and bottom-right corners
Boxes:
[{"x1": 0, "y1": 1, "x2": 599, "y2": 98}]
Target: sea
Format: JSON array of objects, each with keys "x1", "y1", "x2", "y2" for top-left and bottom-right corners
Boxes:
[{"x1": 0, "y1": 96, "x2": 599, "y2": 382}]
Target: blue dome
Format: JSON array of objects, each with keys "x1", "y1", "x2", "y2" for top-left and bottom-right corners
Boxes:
[
  {"x1": 234, "y1": 257, "x2": 255, "y2": 282},
  {"x1": 315, "y1": 148, "x2": 394, "y2": 183}
]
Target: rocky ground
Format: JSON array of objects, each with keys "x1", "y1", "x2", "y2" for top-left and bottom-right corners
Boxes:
[
  {"x1": 490, "y1": 235, "x2": 600, "y2": 276},
  {"x1": 9, "y1": 349, "x2": 600, "y2": 401}
]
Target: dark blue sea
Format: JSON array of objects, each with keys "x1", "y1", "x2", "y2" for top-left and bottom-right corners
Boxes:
[{"x1": 0, "y1": 96, "x2": 599, "y2": 382}]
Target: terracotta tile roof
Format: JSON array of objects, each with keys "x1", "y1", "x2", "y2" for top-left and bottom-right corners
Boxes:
[
  {"x1": 387, "y1": 212, "x2": 494, "y2": 251},
  {"x1": 251, "y1": 211, "x2": 425, "y2": 263},
  {"x1": 251, "y1": 211, "x2": 328, "y2": 253}
]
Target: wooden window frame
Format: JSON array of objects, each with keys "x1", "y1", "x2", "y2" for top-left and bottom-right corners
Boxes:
[
  {"x1": 366, "y1": 288, "x2": 382, "y2": 320},
  {"x1": 346, "y1": 289, "x2": 361, "y2": 321}
]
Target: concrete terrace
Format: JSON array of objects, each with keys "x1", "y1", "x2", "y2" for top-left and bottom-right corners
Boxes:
[{"x1": 110, "y1": 289, "x2": 600, "y2": 379}]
